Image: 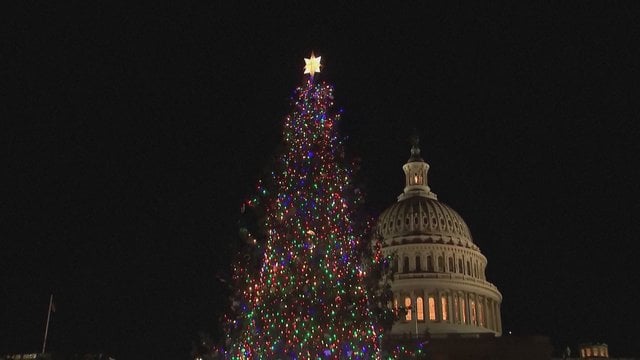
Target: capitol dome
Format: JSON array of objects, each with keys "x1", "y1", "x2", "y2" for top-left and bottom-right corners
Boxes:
[
  {"x1": 376, "y1": 138, "x2": 502, "y2": 337},
  {"x1": 378, "y1": 196, "x2": 475, "y2": 250}
]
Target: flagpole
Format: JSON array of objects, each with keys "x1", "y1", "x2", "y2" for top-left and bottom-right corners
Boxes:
[{"x1": 42, "y1": 294, "x2": 53, "y2": 354}]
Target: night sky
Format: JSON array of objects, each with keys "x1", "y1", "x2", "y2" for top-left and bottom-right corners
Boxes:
[{"x1": 3, "y1": 3, "x2": 639, "y2": 359}]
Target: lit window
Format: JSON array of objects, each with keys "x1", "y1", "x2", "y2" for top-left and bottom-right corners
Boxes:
[
  {"x1": 405, "y1": 297, "x2": 412, "y2": 321},
  {"x1": 478, "y1": 300, "x2": 484, "y2": 326},
  {"x1": 586, "y1": 348, "x2": 591, "y2": 357},
  {"x1": 441, "y1": 295, "x2": 448, "y2": 321},
  {"x1": 428, "y1": 296, "x2": 436, "y2": 321},
  {"x1": 416, "y1": 297, "x2": 424, "y2": 321},
  {"x1": 394, "y1": 298, "x2": 398, "y2": 313},
  {"x1": 412, "y1": 173, "x2": 422, "y2": 185},
  {"x1": 460, "y1": 298, "x2": 466, "y2": 323}
]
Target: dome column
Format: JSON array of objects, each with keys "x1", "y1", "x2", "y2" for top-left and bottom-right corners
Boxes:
[
  {"x1": 437, "y1": 289, "x2": 444, "y2": 322},
  {"x1": 453, "y1": 292, "x2": 460, "y2": 324},
  {"x1": 487, "y1": 298, "x2": 494, "y2": 330},
  {"x1": 492, "y1": 300, "x2": 498, "y2": 331},
  {"x1": 496, "y1": 302, "x2": 502, "y2": 334},
  {"x1": 485, "y1": 298, "x2": 491, "y2": 329},
  {"x1": 446, "y1": 292, "x2": 453, "y2": 324},
  {"x1": 464, "y1": 292, "x2": 471, "y2": 325},
  {"x1": 482, "y1": 297, "x2": 489, "y2": 328}
]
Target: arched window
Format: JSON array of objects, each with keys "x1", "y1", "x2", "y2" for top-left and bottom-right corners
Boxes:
[
  {"x1": 416, "y1": 297, "x2": 424, "y2": 321},
  {"x1": 458, "y1": 259, "x2": 463, "y2": 274},
  {"x1": 448, "y1": 257, "x2": 454, "y2": 273},
  {"x1": 466, "y1": 261, "x2": 471, "y2": 275},
  {"x1": 403, "y1": 256, "x2": 410, "y2": 273},
  {"x1": 404, "y1": 297, "x2": 412, "y2": 321},
  {"x1": 438, "y1": 256, "x2": 444, "y2": 272},
  {"x1": 460, "y1": 297, "x2": 466, "y2": 324},
  {"x1": 415, "y1": 256, "x2": 421, "y2": 272},
  {"x1": 441, "y1": 294, "x2": 448, "y2": 321},
  {"x1": 478, "y1": 299, "x2": 484, "y2": 326},
  {"x1": 427, "y1": 256, "x2": 433, "y2": 272},
  {"x1": 428, "y1": 296, "x2": 436, "y2": 321}
]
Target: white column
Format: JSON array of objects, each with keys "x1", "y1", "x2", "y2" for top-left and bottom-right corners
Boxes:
[
  {"x1": 488, "y1": 299, "x2": 494, "y2": 330},
  {"x1": 447, "y1": 292, "x2": 453, "y2": 323},
  {"x1": 496, "y1": 302, "x2": 502, "y2": 334},
  {"x1": 486, "y1": 298, "x2": 492, "y2": 330},
  {"x1": 410, "y1": 290, "x2": 417, "y2": 337},
  {"x1": 463, "y1": 292, "x2": 469, "y2": 325},
  {"x1": 483, "y1": 297, "x2": 489, "y2": 328},
  {"x1": 435, "y1": 289, "x2": 441, "y2": 321},
  {"x1": 496, "y1": 301, "x2": 501, "y2": 331}
]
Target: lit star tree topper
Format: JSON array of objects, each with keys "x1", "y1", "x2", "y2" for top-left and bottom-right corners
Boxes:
[{"x1": 304, "y1": 52, "x2": 322, "y2": 77}]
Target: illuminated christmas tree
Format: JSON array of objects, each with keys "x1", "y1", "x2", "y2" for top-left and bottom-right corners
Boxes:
[{"x1": 224, "y1": 53, "x2": 382, "y2": 359}]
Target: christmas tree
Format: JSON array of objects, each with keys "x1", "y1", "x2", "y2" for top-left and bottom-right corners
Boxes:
[{"x1": 224, "y1": 53, "x2": 382, "y2": 359}]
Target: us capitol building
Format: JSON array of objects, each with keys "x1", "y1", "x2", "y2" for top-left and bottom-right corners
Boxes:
[{"x1": 376, "y1": 138, "x2": 503, "y2": 338}]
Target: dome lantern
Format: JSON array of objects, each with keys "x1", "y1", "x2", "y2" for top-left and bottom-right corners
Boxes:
[{"x1": 399, "y1": 136, "x2": 438, "y2": 201}]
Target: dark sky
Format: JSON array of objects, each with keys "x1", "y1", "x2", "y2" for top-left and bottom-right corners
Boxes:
[{"x1": 3, "y1": 2, "x2": 639, "y2": 359}]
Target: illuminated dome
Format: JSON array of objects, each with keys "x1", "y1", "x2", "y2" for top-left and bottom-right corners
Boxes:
[
  {"x1": 376, "y1": 137, "x2": 502, "y2": 337},
  {"x1": 378, "y1": 196, "x2": 476, "y2": 250}
]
